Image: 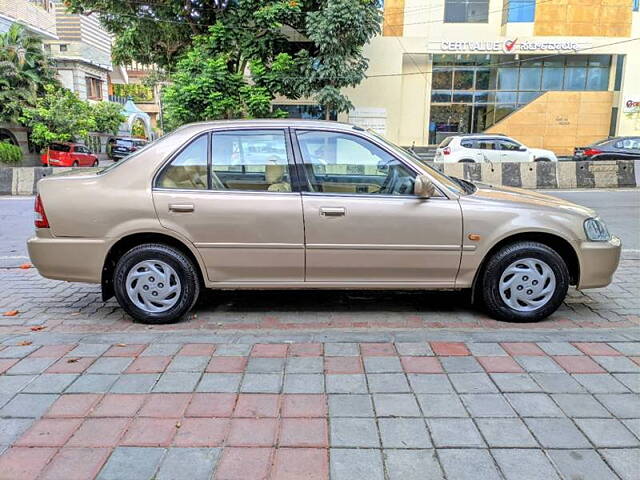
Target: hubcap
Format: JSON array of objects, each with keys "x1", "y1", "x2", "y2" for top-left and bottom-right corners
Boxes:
[
  {"x1": 125, "y1": 260, "x2": 181, "y2": 313},
  {"x1": 499, "y1": 258, "x2": 556, "y2": 312}
]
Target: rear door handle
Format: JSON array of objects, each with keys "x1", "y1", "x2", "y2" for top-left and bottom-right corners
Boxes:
[
  {"x1": 320, "y1": 207, "x2": 345, "y2": 217},
  {"x1": 169, "y1": 203, "x2": 194, "y2": 213}
]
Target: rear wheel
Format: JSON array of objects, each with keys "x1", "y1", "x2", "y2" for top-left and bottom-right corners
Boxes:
[
  {"x1": 72, "y1": 161, "x2": 79, "y2": 167},
  {"x1": 459, "y1": 159, "x2": 475, "y2": 163},
  {"x1": 534, "y1": 157, "x2": 551, "y2": 162},
  {"x1": 480, "y1": 241, "x2": 569, "y2": 322},
  {"x1": 113, "y1": 244, "x2": 200, "y2": 324},
  {"x1": 92, "y1": 159, "x2": 99, "y2": 167}
]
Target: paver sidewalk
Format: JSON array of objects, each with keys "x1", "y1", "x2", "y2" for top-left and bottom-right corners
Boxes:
[{"x1": 1, "y1": 339, "x2": 639, "y2": 479}]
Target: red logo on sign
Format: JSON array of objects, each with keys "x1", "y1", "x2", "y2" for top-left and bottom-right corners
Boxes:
[
  {"x1": 504, "y1": 39, "x2": 517, "y2": 52},
  {"x1": 627, "y1": 100, "x2": 640, "y2": 108}
]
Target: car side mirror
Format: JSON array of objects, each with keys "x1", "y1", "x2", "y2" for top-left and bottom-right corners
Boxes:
[
  {"x1": 518, "y1": 146, "x2": 527, "y2": 152},
  {"x1": 414, "y1": 175, "x2": 436, "y2": 198}
]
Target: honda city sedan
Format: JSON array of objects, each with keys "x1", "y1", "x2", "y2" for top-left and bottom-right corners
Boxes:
[{"x1": 28, "y1": 120, "x2": 621, "y2": 324}]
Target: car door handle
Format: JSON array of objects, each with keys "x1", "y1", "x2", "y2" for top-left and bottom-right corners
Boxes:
[
  {"x1": 319, "y1": 207, "x2": 345, "y2": 217},
  {"x1": 168, "y1": 203, "x2": 194, "y2": 213}
]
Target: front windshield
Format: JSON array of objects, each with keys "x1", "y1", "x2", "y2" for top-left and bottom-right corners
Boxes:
[{"x1": 367, "y1": 129, "x2": 470, "y2": 195}]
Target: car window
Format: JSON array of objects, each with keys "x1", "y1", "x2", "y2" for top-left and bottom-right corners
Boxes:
[
  {"x1": 460, "y1": 139, "x2": 475, "y2": 149},
  {"x1": 210, "y1": 130, "x2": 291, "y2": 192},
  {"x1": 497, "y1": 139, "x2": 522, "y2": 151},
  {"x1": 438, "y1": 137, "x2": 453, "y2": 148},
  {"x1": 476, "y1": 139, "x2": 497, "y2": 150},
  {"x1": 618, "y1": 138, "x2": 640, "y2": 150},
  {"x1": 156, "y1": 134, "x2": 208, "y2": 190},
  {"x1": 296, "y1": 130, "x2": 416, "y2": 196},
  {"x1": 50, "y1": 143, "x2": 71, "y2": 152}
]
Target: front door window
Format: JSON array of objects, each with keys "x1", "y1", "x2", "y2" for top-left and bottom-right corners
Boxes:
[{"x1": 295, "y1": 130, "x2": 417, "y2": 196}]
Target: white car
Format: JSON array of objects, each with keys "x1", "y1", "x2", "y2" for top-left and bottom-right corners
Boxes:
[{"x1": 434, "y1": 135, "x2": 558, "y2": 163}]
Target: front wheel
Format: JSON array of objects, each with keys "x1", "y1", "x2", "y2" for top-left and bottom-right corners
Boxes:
[
  {"x1": 92, "y1": 159, "x2": 99, "y2": 167},
  {"x1": 480, "y1": 241, "x2": 569, "y2": 322},
  {"x1": 113, "y1": 244, "x2": 200, "y2": 324}
]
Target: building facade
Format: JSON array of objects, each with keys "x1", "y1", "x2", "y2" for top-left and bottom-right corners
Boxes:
[
  {"x1": 339, "y1": 0, "x2": 640, "y2": 153},
  {"x1": 44, "y1": 1, "x2": 112, "y2": 101},
  {"x1": 0, "y1": 0, "x2": 57, "y2": 39}
]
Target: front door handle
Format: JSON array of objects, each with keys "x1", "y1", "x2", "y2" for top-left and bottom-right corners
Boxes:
[
  {"x1": 169, "y1": 203, "x2": 194, "y2": 213},
  {"x1": 320, "y1": 207, "x2": 345, "y2": 217}
]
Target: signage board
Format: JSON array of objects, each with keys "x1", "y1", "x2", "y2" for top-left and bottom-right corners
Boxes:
[{"x1": 429, "y1": 38, "x2": 590, "y2": 54}]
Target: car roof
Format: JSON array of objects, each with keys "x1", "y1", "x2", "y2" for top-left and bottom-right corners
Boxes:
[{"x1": 179, "y1": 119, "x2": 362, "y2": 132}]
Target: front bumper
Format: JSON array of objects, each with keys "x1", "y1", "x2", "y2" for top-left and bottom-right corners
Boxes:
[
  {"x1": 577, "y1": 235, "x2": 622, "y2": 289},
  {"x1": 27, "y1": 230, "x2": 107, "y2": 284}
]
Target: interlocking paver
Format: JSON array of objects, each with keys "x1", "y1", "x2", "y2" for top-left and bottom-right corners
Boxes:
[
  {"x1": 506, "y1": 393, "x2": 564, "y2": 417},
  {"x1": 44, "y1": 393, "x2": 101, "y2": 418},
  {"x1": 214, "y1": 447, "x2": 273, "y2": 480},
  {"x1": 97, "y1": 446, "x2": 166, "y2": 480},
  {"x1": 515, "y1": 355, "x2": 563, "y2": 373},
  {"x1": 575, "y1": 418, "x2": 640, "y2": 447},
  {"x1": 90, "y1": 394, "x2": 145, "y2": 417},
  {"x1": 166, "y1": 356, "x2": 209, "y2": 373},
  {"x1": 65, "y1": 344, "x2": 110, "y2": 357},
  {"x1": 373, "y1": 394, "x2": 421, "y2": 417},
  {"x1": 0, "y1": 345, "x2": 39, "y2": 358},
  {"x1": 109, "y1": 374, "x2": 159, "y2": 394},
  {"x1": 593, "y1": 355, "x2": 640, "y2": 373},
  {"x1": 67, "y1": 418, "x2": 130, "y2": 447},
  {"x1": 573, "y1": 373, "x2": 630, "y2": 393},
  {"x1": 288, "y1": 343, "x2": 323, "y2": 357},
  {"x1": 573, "y1": 342, "x2": 621, "y2": 356},
  {"x1": 475, "y1": 418, "x2": 538, "y2": 447},
  {"x1": 281, "y1": 394, "x2": 326, "y2": 418},
  {"x1": 140, "y1": 344, "x2": 181, "y2": 357},
  {"x1": 173, "y1": 418, "x2": 229, "y2": 447},
  {"x1": 139, "y1": 393, "x2": 191, "y2": 418},
  {"x1": 285, "y1": 357, "x2": 323, "y2": 374},
  {"x1": 0, "y1": 393, "x2": 57, "y2": 418},
  {"x1": 440, "y1": 356, "x2": 483, "y2": 373},
  {"x1": 537, "y1": 342, "x2": 582, "y2": 356},
  {"x1": 613, "y1": 374, "x2": 640, "y2": 393},
  {"x1": 186, "y1": 393, "x2": 236, "y2": 417},
  {"x1": 211, "y1": 344, "x2": 251, "y2": 356},
  {"x1": 278, "y1": 418, "x2": 328, "y2": 447},
  {"x1": 234, "y1": 394, "x2": 279, "y2": 418},
  {"x1": 360, "y1": 343, "x2": 396, "y2": 356},
  {"x1": 15, "y1": 418, "x2": 82, "y2": 447},
  {"x1": 609, "y1": 343, "x2": 640, "y2": 356},
  {"x1": 379, "y1": 417, "x2": 431, "y2": 448},
  {"x1": 383, "y1": 449, "x2": 443, "y2": 480},
  {"x1": 67, "y1": 374, "x2": 119, "y2": 393},
  {"x1": 196, "y1": 374, "x2": 242, "y2": 392},
  {"x1": 330, "y1": 448, "x2": 384, "y2": 480},
  {"x1": 86, "y1": 357, "x2": 133, "y2": 374},
  {"x1": 437, "y1": 449, "x2": 501, "y2": 480},
  {"x1": 407, "y1": 374, "x2": 454, "y2": 393},
  {"x1": 325, "y1": 374, "x2": 367, "y2": 394},
  {"x1": 492, "y1": 449, "x2": 560, "y2": 480},
  {"x1": 153, "y1": 373, "x2": 200, "y2": 393},
  {"x1": 367, "y1": 373, "x2": 410, "y2": 393},
  {"x1": 7, "y1": 357, "x2": 56, "y2": 375},
  {"x1": 395, "y1": 342, "x2": 434, "y2": 356},
  {"x1": 460, "y1": 394, "x2": 516, "y2": 417},
  {"x1": 417, "y1": 394, "x2": 468, "y2": 417},
  {"x1": 272, "y1": 447, "x2": 328, "y2": 480},
  {"x1": 427, "y1": 418, "x2": 484, "y2": 447},
  {"x1": 595, "y1": 393, "x2": 640, "y2": 418},
  {"x1": 430, "y1": 342, "x2": 470, "y2": 356},
  {"x1": 363, "y1": 356, "x2": 402, "y2": 373},
  {"x1": 490, "y1": 373, "x2": 541, "y2": 392},
  {"x1": 476, "y1": 356, "x2": 523, "y2": 373},
  {"x1": 0, "y1": 375, "x2": 36, "y2": 395},
  {"x1": 552, "y1": 393, "x2": 612, "y2": 418},
  {"x1": 328, "y1": 394, "x2": 374, "y2": 417},
  {"x1": 0, "y1": 446, "x2": 58, "y2": 480},
  {"x1": 246, "y1": 357, "x2": 285, "y2": 373},
  {"x1": 547, "y1": 449, "x2": 617, "y2": 480},
  {"x1": 178, "y1": 344, "x2": 216, "y2": 356},
  {"x1": 121, "y1": 418, "x2": 178, "y2": 447},
  {"x1": 400, "y1": 356, "x2": 442, "y2": 373},
  {"x1": 0, "y1": 418, "x2": 35, "y2": 445},
  {"x1": 600, "y1": 449, "x2": 640, "y2": 480},
  {"x1": 283, "y1": 374, "x2": 324, "y2": 393},
  {"x1": 240, "y1": 373, "x2": 282, "y2": 393},
  {"x1": 449, "y1": 373, "x2": 498, "y2": 393},
  {"x1": 467, "y1": 343, "x2": 507, "y2": 356},
  {"x1": 227, "y1": 418, "x2": 277, "y2": 447},
  {"x1": 501, "y1": 342, "x2": 545, "y2": 356},
  {"x1": 531, "y1": 373, "x2": 586, "y2": 393},
  {"x1": 251, "y1": 344, "x2": 287, "y2": 357},
  {"x1": 156, "y1": 447, "x2": 220, "y2": 480},
  {"x1": 524, "y1": 418, "x2": 591, "y2": 448},
  {"x1": 206, "y1": 356, "x2": 247, "y2": 373},
  {"x1": 126, "y1": 356, "x2": 171, "y2": 374},
  {"x1": 330, "y1": 418, "x2": 379, "y2": 447},
  {"x1": 324, "y1": 356, "x2": 363, "y2": 374},
  {"x1": 324, "y1": 343, "x2": 359, "y2": 357},
  {"x1": 40, "y1": 447, "x2": 111, "y2": 480}
]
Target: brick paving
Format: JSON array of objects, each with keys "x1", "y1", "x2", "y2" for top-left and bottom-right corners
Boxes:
[
  {"x1": 0, "y1": 253, "x2": 638, "y2": 334},
  {"x1": 1, "y1": 339, "x2": 639, "y2": 479}
]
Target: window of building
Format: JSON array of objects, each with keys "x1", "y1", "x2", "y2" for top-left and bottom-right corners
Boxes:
[
  {"x1": 59, "y1": 44, "x2": 67, "y2": 52},
  {"x1": 505, "y1": 0, "x2": 536, "y2": 22},
  {"x1": 633, "y1": 0, "x2": 639, "y2": 11},
  {"x1": 85, "y1": 76, "x2": 103, "y2": 100},
  {"x1": 444, "y1": 0, "x2": 489, "y2": 23},
  {"x1": 210, "y1": 130, "x2": 291, "y2": 192},
  {"x1": 296, "y1": 130, "x2": 417, "y2": 196}
]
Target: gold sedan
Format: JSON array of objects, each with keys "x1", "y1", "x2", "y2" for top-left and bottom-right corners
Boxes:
[{"x1": 28, "y1": 120, "x2": 621, "y2": 324}]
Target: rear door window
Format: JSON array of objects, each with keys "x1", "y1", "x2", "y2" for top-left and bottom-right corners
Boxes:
[
  {"x1": 477, "y1": 139, "x2": 497, "y2": 150},
  {"x1": 50, "y1": 143, "x2": 71, "y2": 152},
  {"x1": 460, "y1": 139, "x2": 475, "y2": 149}
]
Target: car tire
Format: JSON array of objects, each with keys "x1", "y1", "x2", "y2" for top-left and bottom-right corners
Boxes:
[
  {"x1": 72, "y1": 161, "x2": 79, "y2": 167},
  {"x1": 459, "y1": 159, "x2": 475, "y2": 163},
  {"x1": 480, "y1": 241, "x2": 569, "y2": 322},
  {"x1": 92, "y1": 159, "x2": 99, "y2": 167},
  {"x1": 113, "y1": 243, "x2": 200, "y2": 324},
  {"x1": 534, "y1": 157, "x2": 551, "y2": 162}
]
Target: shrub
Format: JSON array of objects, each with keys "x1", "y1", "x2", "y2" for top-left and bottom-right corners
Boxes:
[{"x1": 0, "y1": 142, "x2": 22, "y2": 165}]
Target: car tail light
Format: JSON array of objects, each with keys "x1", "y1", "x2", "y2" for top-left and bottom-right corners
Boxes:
[
  {"x1": 583, "y1": 148, "x2": 602, "y2": 156},
  {"x1": 443, "y1": 147, "x2": 451, "y2": 155},
  {"x1": 34, "y1": 194, "x2": 49, "y2": 228}
]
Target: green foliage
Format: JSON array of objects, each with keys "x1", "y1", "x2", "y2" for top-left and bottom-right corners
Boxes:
[
  {"x1": 112, "y1": 83, "x2": 155, "y2": 102},
  {"x1": 91, "y1": 101, "x2": 126, "y2": 134},
  {"x1": 0, "y1": 141, "x2": 23, "y2": 165},
  {"x1": 131, "y1": 119, "x2": 147, "y2": 138},
  {"x1": 0, "y1": 25, "x2": 58, "y2": 123},
  {"x1": 21, "y1": 85, "x2": 96, "y2": 150},
  {"x1": 66, "y1": 0, "x2": 382, "y2": 126}
]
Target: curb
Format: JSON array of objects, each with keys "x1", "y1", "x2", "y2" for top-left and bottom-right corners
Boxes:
[{"x1": 0, "y1": 160, "x2": 638, "y2": 195}]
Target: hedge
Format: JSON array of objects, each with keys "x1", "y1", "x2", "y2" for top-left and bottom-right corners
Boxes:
[{"x1": 0, "y1": 142, "x2": 22, "y2": 165}]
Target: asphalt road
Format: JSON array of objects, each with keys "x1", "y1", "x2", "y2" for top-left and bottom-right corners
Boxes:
[{"x1": 1, "y1": 189, "x2": 638, "y2": 268}]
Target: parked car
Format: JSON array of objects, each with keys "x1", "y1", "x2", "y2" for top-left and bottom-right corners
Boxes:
[
  {"x1": 434, "y1": 135, "x2": 558, "y2": 163},
  {"x1": 573, "y1": 137, "x2": 640, "y2": 161},
  {"x1": 107, "y1": 137, "x2": 148, "y2": 161},
  {"x1": 28, "y1": 120, "x2": 620, "y2": 324},
  {"x1": 40, "y1": 142, "x2": 98, "y2": 167}
]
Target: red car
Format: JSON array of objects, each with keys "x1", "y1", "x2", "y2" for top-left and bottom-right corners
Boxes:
[{"x1": 41, "y1": 142, "x2": 99, "y2": 167}]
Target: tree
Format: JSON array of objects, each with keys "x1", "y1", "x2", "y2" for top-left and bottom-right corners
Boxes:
[
  {"x1": 65, "y1": 0, "x2": 381, "y2": 124},
  {"x1": 91, "y1": 100, "x2": 126, "y2": 134},
  {"x1": 0, "y1": 24, "x2": 58, "y2": 123}
]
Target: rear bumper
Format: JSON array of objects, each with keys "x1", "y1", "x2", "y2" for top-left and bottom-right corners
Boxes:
[
  {"x1": 577, "y1": 236, "x2": 622, "y2": 289},
  {"x1": 27, "y1": 230, "x2": 107, "y2": 283}
]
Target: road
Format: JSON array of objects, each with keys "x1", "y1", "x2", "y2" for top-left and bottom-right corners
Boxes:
[{"x1": 1, "y1": 190, "x2": 638, "y2": 268}]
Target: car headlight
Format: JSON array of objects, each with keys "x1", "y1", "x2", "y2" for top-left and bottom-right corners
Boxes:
[{"x1": 584, "y1": 217, "x2": 610, "y2": 242}]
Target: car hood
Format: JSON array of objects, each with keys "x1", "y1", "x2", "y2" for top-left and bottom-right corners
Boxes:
[{"x1": 469, "y1": 182, "x2": 596, "y2": 218}]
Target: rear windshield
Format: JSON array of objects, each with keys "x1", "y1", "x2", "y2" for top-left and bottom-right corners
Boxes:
[
  {"x1": 116, "y1": 139, "x2": 134, "y2": 147},
  {"x1": 438, "y1": 137, "x2": 453, "y2": 148},
  {"x1": 49, "y1": 143, "x2": 71, "y2": 152}
]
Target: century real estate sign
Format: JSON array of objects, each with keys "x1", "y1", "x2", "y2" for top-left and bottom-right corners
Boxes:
[{"x1": 432, "y1": 38, "x2": 590, "y2": 54}]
